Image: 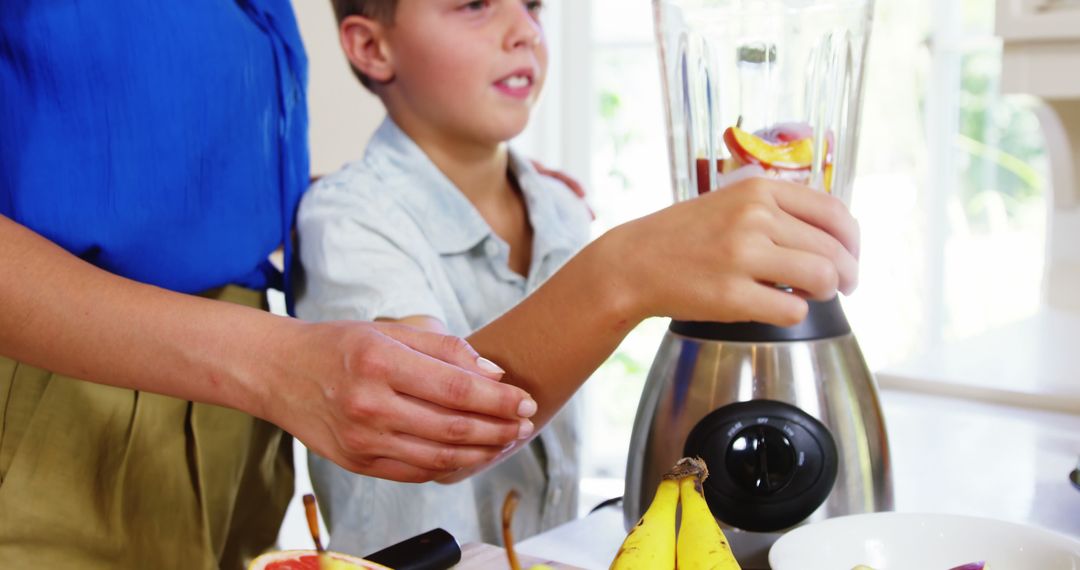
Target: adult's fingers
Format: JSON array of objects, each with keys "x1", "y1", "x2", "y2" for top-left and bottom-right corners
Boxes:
[
  {"x1": 771, "y1": 182, "x2": 861, "y2": 260},
  {"x1": 768, "y1": 209, "x2": 859, "y2": 295},
  {"x1": 381, "y1": 342, "x2": 538, "y2": 421},
  {"x1": 531, "y1": 160, "x2": 587, "y2": 199},
  {"x1": 360, "y1": 457, "x2": 446, "y2": 484},
  {"x1": 388, "y1": 393, "x2": 531, "y2": 447},
  {"x1": 376, "y1": 433, "x2": 503, "y2": 474},
  {"x1": 381, "y1": 323, "x2": 504, "y2": 380}
]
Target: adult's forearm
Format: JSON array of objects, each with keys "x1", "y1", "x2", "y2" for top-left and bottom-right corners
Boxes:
[
  {"x1": 1, "y1": 214, "x2": 541, "y2": 482},
  {"x1": 0, "y1": 214, "x2": 283, "y2": 416}
]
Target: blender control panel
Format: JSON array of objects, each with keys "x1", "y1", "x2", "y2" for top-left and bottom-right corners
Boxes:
[
  {"x1": 683, "y1": 400, "x2": 838, "y2": 532},
  {"x1": 726, "y1": 423, "x2": 798, "y2": 496}
]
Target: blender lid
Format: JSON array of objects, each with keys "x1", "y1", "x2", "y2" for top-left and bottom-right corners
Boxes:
[{"x1": 670, "y1": 296, "x2": 852, "y2": 342}]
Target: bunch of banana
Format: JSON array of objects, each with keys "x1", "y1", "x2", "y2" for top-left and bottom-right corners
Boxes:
[{"x1": 610, "y1": 457, "x2": 741, "y2": 570}]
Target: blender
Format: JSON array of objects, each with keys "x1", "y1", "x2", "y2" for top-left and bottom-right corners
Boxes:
[{"x1": 624, "y1": 0, "x2": 893, "y2": 566}]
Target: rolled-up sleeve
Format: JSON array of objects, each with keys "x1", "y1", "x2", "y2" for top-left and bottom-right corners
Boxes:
[{"x1": 295, "y1": 181, "x2": 447, "y2": 325}]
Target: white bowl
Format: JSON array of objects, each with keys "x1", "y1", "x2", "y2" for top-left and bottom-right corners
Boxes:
[{"x1": 769, "y1": 512, "x2": 1080, "y2": 570}]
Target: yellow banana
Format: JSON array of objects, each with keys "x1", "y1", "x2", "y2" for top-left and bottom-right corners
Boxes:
[
  {"x1": 676, "y1": 457, "x2": 741, "y2": 570},
  {"x1": 609, "y1": 464, "x2": 686, "y2": 569}
]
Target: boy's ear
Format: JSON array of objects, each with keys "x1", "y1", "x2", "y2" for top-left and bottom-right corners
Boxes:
[{"x1": 339, "y1": 15, "x2": 395, "y2": 84}]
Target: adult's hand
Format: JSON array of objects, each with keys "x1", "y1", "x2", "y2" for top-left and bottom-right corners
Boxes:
[
  {"x1": 266, "y1": 320, "x2": 537, "y2": 483},
  {"x1": 531, "y1": 160, "x2": 586, "y2": 199},
  {"x1": 531, "y1": 160, "x2": 596, "y2": 220}
]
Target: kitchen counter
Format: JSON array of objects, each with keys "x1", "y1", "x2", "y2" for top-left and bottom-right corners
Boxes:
[
  {"x1": 513, "y1": 388, "x2": 1080, "y2": 569},
  {"x1": 877, "y1": 309, "x2": 1080, "y2": 414}
]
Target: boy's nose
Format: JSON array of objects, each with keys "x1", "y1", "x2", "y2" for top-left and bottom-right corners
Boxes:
[{"x1": 503, "y1": 2, "x2": 544, "y2": 51}]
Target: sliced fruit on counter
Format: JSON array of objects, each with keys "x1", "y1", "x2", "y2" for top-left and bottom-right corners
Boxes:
[
  {"x1": 248, "y1": 550, "x2": 391, "y2": 570},
  {"x1": 723, "y1": 126, "x2": 813, "y2": 171},
  {"x1": 249, "y1": 494, "x2": 393, "y2": 570}
]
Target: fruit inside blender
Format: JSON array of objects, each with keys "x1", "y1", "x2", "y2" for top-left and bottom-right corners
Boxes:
[{"x1": 696, "y1": 122, "x2": 834, "y2": 195}]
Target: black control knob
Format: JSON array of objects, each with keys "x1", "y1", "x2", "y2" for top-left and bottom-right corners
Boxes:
[
  {"x1": 726, "y1": 425, "x2": 797, "y2": 496},
  {"x1": 683, "y1": 400, "x2": 838, "y2": 532}
]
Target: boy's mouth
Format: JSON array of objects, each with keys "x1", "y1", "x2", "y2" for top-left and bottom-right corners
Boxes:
[{"x1": 494, "y1": 69, "x2": 536, "y2": 99}]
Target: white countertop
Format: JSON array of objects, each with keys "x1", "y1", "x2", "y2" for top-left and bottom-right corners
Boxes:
[
  {"x1": 877, "y1": 309, "x2": 1080, "y2": 414},
  {"x1": 515, "y1": 388, "x2": 1080, "y2": 569}
]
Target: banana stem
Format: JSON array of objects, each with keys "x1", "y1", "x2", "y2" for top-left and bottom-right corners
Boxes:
[{"x1": 667, "y1": 457, "x2": 708, "y2": 483}]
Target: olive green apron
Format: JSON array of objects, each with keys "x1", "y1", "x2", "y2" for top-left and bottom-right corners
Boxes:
[{"x1": 0, "y1": 285, "x2": 293, "y2": 569}]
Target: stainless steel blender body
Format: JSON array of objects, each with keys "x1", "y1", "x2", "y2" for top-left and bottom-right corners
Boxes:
[
  {"x1": 624, "y1": 304, "x2": 893, "y2": 565},
  {"x1": 626, "y1": 0, "x2": 891, "y2": 564}
]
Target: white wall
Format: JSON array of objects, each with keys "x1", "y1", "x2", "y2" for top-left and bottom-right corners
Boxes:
[{"x1": 294, "y1": 0, "x2": 386, "y2": 176}]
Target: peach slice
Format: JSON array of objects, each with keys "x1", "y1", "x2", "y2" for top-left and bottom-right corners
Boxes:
[{"x1": 723, "y1": 126, "x2": 813, "y2": 171}]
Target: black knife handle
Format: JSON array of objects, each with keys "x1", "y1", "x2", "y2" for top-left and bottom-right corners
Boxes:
[{"x1": 364, "y1": 528, "x2": 462, "y2": 570}]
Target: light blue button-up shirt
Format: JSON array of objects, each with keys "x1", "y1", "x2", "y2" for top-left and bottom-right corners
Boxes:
[{"x1": 296, "y1": 118, "x2": 591, "y2": 554}]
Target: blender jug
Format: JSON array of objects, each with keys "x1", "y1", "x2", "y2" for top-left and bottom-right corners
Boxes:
[
  {"x1": 624, "y1": 0, "x2": 892, "y2": 566},
  {"x1": 656, "y1": 0, "x2": 870, "y2": 204}
]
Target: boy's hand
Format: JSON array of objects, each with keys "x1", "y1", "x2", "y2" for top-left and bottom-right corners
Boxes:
[
  {"x1": 608, "y1": 176, "x2": 860, "y2": 327},
  {"x1": 268, "y1": 320, "x2": 536, "y2": 483}
]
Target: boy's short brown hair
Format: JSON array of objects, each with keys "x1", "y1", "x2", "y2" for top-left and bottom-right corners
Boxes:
[{"x1": 331, "y1": 0, "x2": 399, "y2": 89}]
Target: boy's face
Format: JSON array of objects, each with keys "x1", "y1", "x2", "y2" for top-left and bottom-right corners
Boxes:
[{"x1": 380, "y1": 0, "x2": 548, "y2": 146}]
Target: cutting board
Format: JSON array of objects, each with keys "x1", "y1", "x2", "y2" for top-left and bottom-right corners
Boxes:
[{"x1": 457, "y1": 543, "x2": 585, "y2": 570}]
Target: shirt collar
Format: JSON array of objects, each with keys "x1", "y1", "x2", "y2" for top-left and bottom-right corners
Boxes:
[
  {"x1": 362, "y1": 118, "x2": 489, "y2": 254},
  {"x1": 364, "y1": 117, "x2": 580, "y2": 258},
  {"x1": 507, "y1": 151, "x2": 582, "y2": 262}
]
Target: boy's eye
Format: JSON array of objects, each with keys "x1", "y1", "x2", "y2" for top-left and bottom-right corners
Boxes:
[
  {"x1": 460, "y1": 0, "x2": 490, "y2": 11},
  {"x1": 524, "y1": 0, "x2": 544, "y2": 13}
]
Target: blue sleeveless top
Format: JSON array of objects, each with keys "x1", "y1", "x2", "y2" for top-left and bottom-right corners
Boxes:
[{"x1": 0, "y1": 0, "x2": 308, "y2": 294}]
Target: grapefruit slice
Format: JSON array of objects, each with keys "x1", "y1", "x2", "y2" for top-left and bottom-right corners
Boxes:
[{"x1": 248, "y1": 550, "x2": 393, "y2": 570}]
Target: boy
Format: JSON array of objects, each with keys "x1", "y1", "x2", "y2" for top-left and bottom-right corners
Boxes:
[{"x1": 296, "y1": 0, "x2": 588, "y2": 553}]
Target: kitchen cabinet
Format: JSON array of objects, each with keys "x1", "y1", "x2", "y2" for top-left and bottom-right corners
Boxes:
[{"x1": 996, "y1": 0, "x2": 1080, "y2": 45}]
